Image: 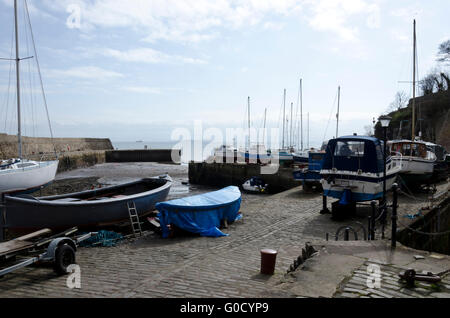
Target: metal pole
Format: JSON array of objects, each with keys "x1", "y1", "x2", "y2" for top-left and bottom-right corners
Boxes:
[
  {"x1": 300, "y1": 79, "x2": 303, "y2": 151},
  {"x1": 282, "y1": 89, "x2": 286, "y2": 149},
  {"x1": 383, "y1": 126, "x2": 387, "y2": 218},
  {"x1": 344, "y1": 228, "x2": 350, "y2": 241},
  {"x1": 391, "y1": 183, "x2": 398, "y2": 248},
  {"x1": 290, "y1": 102, "x2": 293, "y2": 149},
  {"x1": 248, "y1": 96, "x2": 251, "y2": 151},
  {"x1": 368, "y1": 216, "x2": 372, "y2": 240},
  {"x1": 412, "y1": 19, "x2": 416, "y2": 141},
  {"x1": 14, "y1": 0, "x2": 22, "y2": 159},
  {"x1": 320, "y1": 195, "x2": 330, "y2": 214},
  {"x1": 336, "y1": 86, "x2": 340, "y2": 138}
]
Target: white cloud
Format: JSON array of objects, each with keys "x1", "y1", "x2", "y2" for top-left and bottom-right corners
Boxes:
[
  {"x1": 122, "y1": 86, "x2": 161, "y2": 94},
  {"x1": 305, "y1": 0, "x2": 381, "y2": 42},
  {"x1": 99, "y1": 48, "x2": 208, "y2": 65},
  {"x1": 46, "y1": 66, "x2": 124, "y2": 80}
]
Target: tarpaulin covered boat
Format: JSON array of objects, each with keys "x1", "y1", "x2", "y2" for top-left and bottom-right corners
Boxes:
[
  {"x1": 2, "y1": 176, "x2": 172, "y2": 231},
  {"x1": 156, "y1": 186, "x2": 242, "y2": 238}
]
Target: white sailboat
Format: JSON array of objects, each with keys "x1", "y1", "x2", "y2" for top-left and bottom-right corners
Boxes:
[
  {"x1": 388, "y1": 20, "x2": 435, "y2": 188},
  {"x1": 0, "y1": 0, "x2": 58, "y2": 195}
]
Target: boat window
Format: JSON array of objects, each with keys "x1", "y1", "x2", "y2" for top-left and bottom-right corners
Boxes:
[
  {"x1": 402, "y1": 143, "x2": 411, "y2": 156},
  {"x1": 311, "y1": 154, "x2": 324, "y2": 161},
  {"x1": 16, "y1": 163, "x2": 37, "y2": 168},
  {"x1": 334, "y1": 141, "x2": 365, "y2": 157}
]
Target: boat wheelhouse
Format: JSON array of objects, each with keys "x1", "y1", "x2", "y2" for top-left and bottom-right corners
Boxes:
[{"x1": 320, "y1": 136, "x2": 400, "y2": 202}]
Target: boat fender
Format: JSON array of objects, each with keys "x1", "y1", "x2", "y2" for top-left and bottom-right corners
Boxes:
[{"x1": 42, "y1": 237, "x2": 77, "y2": 262}]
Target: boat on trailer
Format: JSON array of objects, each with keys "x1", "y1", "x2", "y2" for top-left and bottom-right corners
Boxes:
[
  {"x1": 2, "y1": 175, "x2": 172, "y2": 232},
  {"x1": 155, "y1": 186, "x2": 242, "y2": 238},
  {"x1": 320, "y1": 136, "x2": 401, "y2": 203}
]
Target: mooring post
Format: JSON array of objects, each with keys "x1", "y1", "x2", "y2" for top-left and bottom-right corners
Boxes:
[
  {"x1": 391, "y1": 183, "x2": 398, "y2": 249},
  {"x1": 370, "y1": 200, "x2": 377, "y2": 240},
  {"x1": 320, "y1": 195, "x2": 330, "y2": 214}
]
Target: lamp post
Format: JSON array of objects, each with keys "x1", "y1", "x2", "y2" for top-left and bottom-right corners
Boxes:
[{"x1": 378, "y1": 115, "x2": 392, "y2": 223}]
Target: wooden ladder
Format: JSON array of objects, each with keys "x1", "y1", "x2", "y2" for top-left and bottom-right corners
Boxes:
[{"x1": 127, "y1": 201, "x2": 142, "y2": 237}]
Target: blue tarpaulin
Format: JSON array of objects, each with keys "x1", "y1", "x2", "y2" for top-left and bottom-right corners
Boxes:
[{"x1": 155, "y1": 186, "x2": 242, "y2": 238}]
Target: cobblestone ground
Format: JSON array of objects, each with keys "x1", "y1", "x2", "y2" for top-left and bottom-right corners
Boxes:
[
  {"x1": 335, "y1": 261, "x2": 450, "y2": 298},
  {"x1": 0, "y1": 187, "x2": 333, "y2": 298}
]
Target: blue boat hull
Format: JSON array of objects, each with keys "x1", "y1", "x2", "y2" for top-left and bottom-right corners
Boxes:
[{"x1": 3, "y1": 176, "x2": 172, "y2": 230}]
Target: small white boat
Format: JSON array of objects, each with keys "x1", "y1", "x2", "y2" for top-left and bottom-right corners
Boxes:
[
  {"x1": 0, "y1": 159, "x2": 59, "y2": 195},
  {"x1": 242, "y1": 177, "x2": 268, "y2": 193},
  {"x1": 388, "y1": 140, "x2": 436, "y2": 187}
]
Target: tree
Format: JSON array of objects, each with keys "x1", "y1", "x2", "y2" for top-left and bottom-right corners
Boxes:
[
  {"x1": 387, "y1": 91, "x2": 409, "y2": 112},
  {"x1": 437, "y1": 39, "x2": 450, "y2": 63},
  {"x1": 420, "y1": 70, "x2": 450, "y2": 95}
]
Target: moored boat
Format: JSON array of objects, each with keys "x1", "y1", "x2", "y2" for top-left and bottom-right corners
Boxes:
[
  {"x1": 0, "y1": 0, "x2": 59, "y2": 195},
  {"x1": 2, "y1": 175, "x2": 172, "y2": 231},
  {"x1": 320, "y1": 136, "x2": 401, "y2": 202},
  {"x1": 293, "y1": 151, "x2": 325, "y2": 191},
  {"x1": 388, "y1": 140, "x2": 436, "y2": 188}
]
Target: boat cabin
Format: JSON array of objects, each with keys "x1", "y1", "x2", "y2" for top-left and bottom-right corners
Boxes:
[
  {"x1": 322, "y1": 136, "x2": 385, "y2": 174},
  {"x1": 389, "y1": 140, "x2": 428, "y2": 158}
]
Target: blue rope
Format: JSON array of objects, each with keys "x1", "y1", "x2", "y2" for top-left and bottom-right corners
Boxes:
[{"x1": 79, "y1": 230, "x2": 124, "y2": 247}]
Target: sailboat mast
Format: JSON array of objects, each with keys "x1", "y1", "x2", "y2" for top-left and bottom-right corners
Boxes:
[
  {"x1": 300, "y1": 79, "x2": 303, "y2": 151},
  {"x1": 336, "y1": 86, "x2": 341, "y2": 138},
  {"x1": 14, "y1": 0, "x2": 22, "y2": 159},
  {"x1": 248, "y1": 96, "x2": 251, "y2": 150},
  {"x1": 307, "y1": 112, "x2": 310, "y2": 150},
  {"x1": 290, "y1": 102, "x2": 293, "y2": 148},
  {"x1": 282, "y1": 89, "x2": 286, "y2": 149},
  {"x1": 412, "y1": 19, "x2": 416, "y2": 141},
  {"x1": 263, "y1": 108, "x2": 267, "y2": 145}
]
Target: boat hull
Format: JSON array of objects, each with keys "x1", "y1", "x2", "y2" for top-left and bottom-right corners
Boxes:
[
  {"x1": 391, "y1": 156, "x2": 434, "y2": 187},
  {"x1": 321, "y1": 171, "x2": 398, "y2": 202},
  {"x1": 2, "y1": 176, "x2": 172, "y2": 231},
  {"x1": 0, "y1": 160, "x2": 59, "y2": 195}
]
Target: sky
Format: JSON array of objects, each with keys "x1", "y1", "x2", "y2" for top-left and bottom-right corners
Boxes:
[{"x1": 0, "y1": 0, "x2": 449, "y2": 149}]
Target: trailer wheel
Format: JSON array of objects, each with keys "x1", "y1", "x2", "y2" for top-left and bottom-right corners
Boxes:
[{"x1": 53, "y1": 244, "x2": 76, "y2": 275}]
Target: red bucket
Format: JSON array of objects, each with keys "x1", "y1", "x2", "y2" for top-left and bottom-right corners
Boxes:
[{"x1": 260, "y1": 249, "x2": 278, "y2": 275}]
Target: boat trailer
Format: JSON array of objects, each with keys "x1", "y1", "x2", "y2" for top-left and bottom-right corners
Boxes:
[{"x1": 0, "y1": 227, "x2": 94, "y2": 278}]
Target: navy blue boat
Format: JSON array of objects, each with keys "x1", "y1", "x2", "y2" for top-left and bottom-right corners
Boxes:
[
  {"x1": 293, "y1": 151, "x2": 325, "y2": 191},
  {"x1": 156, "y1": 186, "x2": 242, "y2": 238},
  {"x1": 2, "y1": 176, "x2": 172, "y2": 231},
  {"x1": 320, "y1": 136, "x2": 400, "y2": 203}
]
